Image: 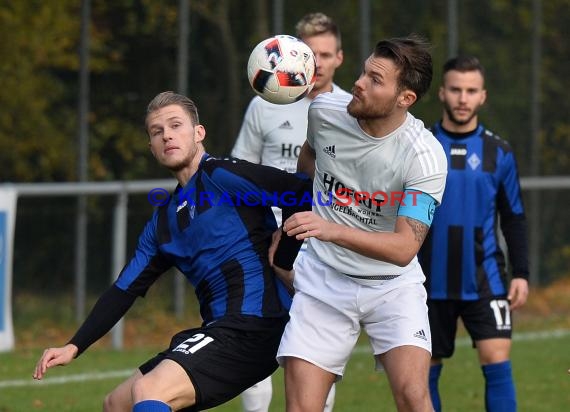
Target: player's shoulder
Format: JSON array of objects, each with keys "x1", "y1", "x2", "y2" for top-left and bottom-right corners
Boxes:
[
  {"x1": 245, "y1": 95, "x2": 277, "y2": 112},
  {"x1": 311, "y1": 90, "x2": 351, "y2": 111},
  {"x1": 248, "y1": 94, "x2": 309, "y2": 111},
  {"x1": 405, "y1": 113, "x2": 441, "y2": 144},
  {"x1": 480, "y1": 126, "x2": 513, "y2": 153},
  {"x1": 202, "y1": 155, "x2": 247, "y2": 172},
  {"x1": 402, "y1": 114, "x2": 448, "y2": 164},
  {"x1": 331, "y1": 83, "x2": 351, "y2": 97}
]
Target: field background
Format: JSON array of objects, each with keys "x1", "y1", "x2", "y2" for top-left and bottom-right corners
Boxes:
[{"x1": 1, "y1": 277, "x2": 569, "y2": 411}]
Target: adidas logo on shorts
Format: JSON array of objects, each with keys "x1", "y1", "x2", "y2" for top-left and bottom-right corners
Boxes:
[{"x1": 413, "y1": 329, "x2": 427, "y2": 341}]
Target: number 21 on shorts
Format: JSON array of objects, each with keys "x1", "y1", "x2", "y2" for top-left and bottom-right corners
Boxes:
[{"x1": 173, "y1": 333, "x2": 215, "y2": 355}]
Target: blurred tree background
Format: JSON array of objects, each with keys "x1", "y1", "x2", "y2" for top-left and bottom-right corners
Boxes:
[{"x1": 1, "y1": 0, "x2": 569, "y2": 298}]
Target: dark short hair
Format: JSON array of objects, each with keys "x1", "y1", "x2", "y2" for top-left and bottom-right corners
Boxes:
[
  {"x1": 145, "y1": 91, "x2": 199, "y2": 132},
  {"x1": 373, "y1": 34, "x2": 433, "y2": 102},
  {"x1": 442, "y1": 55, "x2": 485, "y2": 78},
  {"x1": 295, "y1": 12, "x2": 342, "y2": 50}
]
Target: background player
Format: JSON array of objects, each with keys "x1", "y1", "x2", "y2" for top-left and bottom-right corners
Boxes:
[
  {"x1": 33, "y1": 91, "x2": 312, "y2": 412},
  {"x1": 232, "y1": 12, "x2": 347, "y2": 412},
  {"x1": 418, "y1": 55, "x2": 529, "y2": 412}
]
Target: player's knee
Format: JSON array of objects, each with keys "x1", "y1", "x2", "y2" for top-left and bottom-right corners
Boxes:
[
  {"x1": 102, "y1": 391, "x2": 126, "y2": 412},
  {"x1": 131, "y1": 375, "x2": 160, "y2": 401},
  {"x1": 393, "y1": 382, "x2": 430, "y2": 411}
]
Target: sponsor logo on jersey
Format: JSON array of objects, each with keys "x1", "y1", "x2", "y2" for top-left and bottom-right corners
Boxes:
[
  {"x1": 450, "y1": 143, "x2": 468, "y2": 170},
  {"x1": 279, "y1": 120, "x2": 293, "y2": 129},
  {"x1": 323, "y1": 145, "x2": 336, "y2": 158},
  {"x1": 450, "y1": 147, "x2": 467, "y2": 156},
  {"x1": 281, "y1": 143, "x2": 302, "y2": 158}
]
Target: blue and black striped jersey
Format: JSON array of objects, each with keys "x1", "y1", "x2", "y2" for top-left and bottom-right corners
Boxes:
[
  {"x1": 116, "y1": 154, "x2": 312, "y2": 325},
  {"x1": 419, "y1": 123, "x2": 529, "y2": 300}
]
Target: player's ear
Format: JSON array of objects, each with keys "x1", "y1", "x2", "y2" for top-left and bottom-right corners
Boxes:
[
  {"x1": 335, "y1": 49, "x2": 344, "y2": 68},
  {"x1": 438, "y1": 86, "x2": 445, "y2": 102},
  {"x1": 398, "y1": 90, "x2": 417, "y2": 108},
  {"x1": 194, "y1": 124, "x2": 206, "y2": 143},
  {"x1": 480, "y1": 88, "x2": 487, "y2": 106}
]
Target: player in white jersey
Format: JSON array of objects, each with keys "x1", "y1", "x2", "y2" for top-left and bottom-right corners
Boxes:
[
  {"x1": 275, "y1": 35, "x2": 448, "y2": 412},
  {"x1": 232, "y1": 12, "x2": 346, "y2": 412}
]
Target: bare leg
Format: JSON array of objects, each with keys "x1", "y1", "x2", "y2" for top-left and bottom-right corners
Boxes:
[
  {"x1": 284, "y1": 357, "x2": 336, "y2": 412},
  {"x1": 103, "y1": 370, "x2": 143, "y2": 412},
  {"x1": 131, "y1": 359, "x2": 196, "y2": 411},
  {"x1": 378, "y1": 345, "x2": 433, "y2": 412},
  {"x1": 476, "y1": 338, "x2": 510, "y2": 365}
]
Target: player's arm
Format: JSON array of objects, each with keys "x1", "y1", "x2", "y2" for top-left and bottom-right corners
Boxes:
[
  {"x1": 284, "y1": 213, "x2": 427, "y2": 266},
  {"x1": 283, "y1": 191, "x2": 437, "y2": 267},
  {"x1": 33, "y1": 217, "x2": 169, "y2": 380},
  {"x1": 231, "y1": 98, "x2": 264, "y2": 162},
  {"x1": 206, "y1": 159, "x2": 313, "y2": 270},
  {"x1": 296, "y1": 141, "x2": 316, "y2": 179},
  {"x1": 497, "y1": 150, "x2": 529, "y2": 308},
  {"x1": 33, "y1": 285, "x2": 137, "y2": 380}
]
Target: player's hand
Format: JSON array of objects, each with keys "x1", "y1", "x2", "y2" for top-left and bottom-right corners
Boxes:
[
  {"x1": 508, "y1": 278, "x2": 529, "y2": 310},
  {"x1": 283, "y1": 211, "x2": 335, "y2": 242},
  {"x1": 33, "y1": 344, "x2": 78, "y2": 380}
]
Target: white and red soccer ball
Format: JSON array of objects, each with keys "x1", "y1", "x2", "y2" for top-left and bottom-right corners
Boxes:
[{"x1": 247, "y1": 35, "x2": 316, "y2": 105}]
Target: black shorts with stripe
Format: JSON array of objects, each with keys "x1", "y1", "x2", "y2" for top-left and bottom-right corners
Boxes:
[
  {"x1": 139, "y1": 314, "x2": 288, "y2": 411},
  {"x1": 428, "y1": 297, "x2": 512, "y2": 359}
]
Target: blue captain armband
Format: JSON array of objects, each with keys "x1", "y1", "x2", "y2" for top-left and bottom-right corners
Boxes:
[{"x1": 397, "y1": 189, "x2": 438, "y2": 226}]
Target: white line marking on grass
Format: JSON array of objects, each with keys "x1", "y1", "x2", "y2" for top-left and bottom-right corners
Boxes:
[
  {"x1": 2, "y1": 329, "x2": 569, "y2": 389},
  {"x1": 0, "y1": 369, "x2": 133, "y2": 388}
]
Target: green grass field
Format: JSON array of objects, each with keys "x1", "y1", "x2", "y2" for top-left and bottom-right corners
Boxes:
[
  {"x1": 1, "y1": 331, "x2": 569, "y2": 411},
  {"x1": 3, "y1": 278, "x2": 570, "y2": 411}
]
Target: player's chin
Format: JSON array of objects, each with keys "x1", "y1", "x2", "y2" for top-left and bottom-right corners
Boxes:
[{"x1": 313, "y1": 76, "x2": 328, "y2": 90}]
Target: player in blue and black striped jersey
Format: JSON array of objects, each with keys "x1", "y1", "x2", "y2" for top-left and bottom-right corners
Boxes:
[
  {"x1": 33, "y1": 91, "x2": 313, "y2": 412},
  {"x1": 418, "y1": 56, "x2": 529, "y2": 412}
]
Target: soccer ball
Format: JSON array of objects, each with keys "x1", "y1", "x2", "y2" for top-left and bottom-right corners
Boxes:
[{"x1": 247, "y1": 35, "x2": 316, "y2": 105}]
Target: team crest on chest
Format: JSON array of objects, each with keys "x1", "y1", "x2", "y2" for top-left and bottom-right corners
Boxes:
[{"x1": 468, "y1": 153, "x2": 481, "y2": 170}]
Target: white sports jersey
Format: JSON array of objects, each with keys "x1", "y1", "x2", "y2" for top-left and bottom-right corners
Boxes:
[
  {"x1": 232, "y1": 84, "x2": 350, "y2": 173},
  {"x1": 307, "y1": 92, "x2": 447, "y2": 281}
]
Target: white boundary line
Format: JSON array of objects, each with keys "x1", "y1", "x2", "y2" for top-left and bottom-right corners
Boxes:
[
  {"x1": 1, "y1": 329, "x2": 569, "y2": 389},
  {"x1": 0, "y1": 369, "x2": 133, "y2": 388}
]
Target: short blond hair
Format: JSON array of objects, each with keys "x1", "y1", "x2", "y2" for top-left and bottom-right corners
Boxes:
[
  {"x1": 145, "y1": 91, "x2": 199, "y2": 132},
  {"x1": 295, "y1": 12, "x2": 342, "y2": 50}
]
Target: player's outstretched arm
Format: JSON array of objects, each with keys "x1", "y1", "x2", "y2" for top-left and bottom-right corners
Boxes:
[
  {"x1": 31, "y1": 285, "x2": 137, "y2": 381},
  {"x1": 33, "y1": 343, "x2": 78, "y2": 380}
]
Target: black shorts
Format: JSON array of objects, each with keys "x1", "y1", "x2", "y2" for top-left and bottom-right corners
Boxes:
[
  {"x1": 139, "y1": 315, "x2": 288, "y2": 411},
  {"x1": 428, "y1": 297, "x2": 512, "y2": 359}
]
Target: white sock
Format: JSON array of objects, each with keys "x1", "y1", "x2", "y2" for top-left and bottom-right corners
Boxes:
[
  {"x1": 324, "y1": 383, "x2": 336, "y2": 412},
  {"x1": 241, "y1": 376, "x2": 273, "y2": 412}
]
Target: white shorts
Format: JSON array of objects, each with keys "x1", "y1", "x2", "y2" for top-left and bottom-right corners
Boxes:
[{"x1": 277, "y1": 252, "x2": 431, "y2": 378}]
